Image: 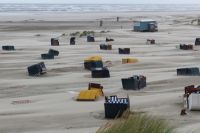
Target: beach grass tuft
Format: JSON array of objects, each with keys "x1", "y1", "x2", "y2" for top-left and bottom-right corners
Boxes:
[{"x1": 98, "y1": 112, "x2": 175, "y2": 133}]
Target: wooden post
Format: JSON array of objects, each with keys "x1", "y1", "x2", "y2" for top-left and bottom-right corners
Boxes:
[
  {"x1": 198, "y1": 19, "x2": 200, "y2": 25},
  {"x1": 100, "y1": 20, "x2": 103, "y2": 27}
]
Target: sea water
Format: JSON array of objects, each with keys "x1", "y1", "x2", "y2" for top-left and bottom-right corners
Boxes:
[{"x1": 0, "y1": 4, "x2": 200, "y2": 13}]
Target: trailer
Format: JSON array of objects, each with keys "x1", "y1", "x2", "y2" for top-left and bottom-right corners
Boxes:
[{"x1": 134, "y1": 20, "x2": 158, "y2": 32}]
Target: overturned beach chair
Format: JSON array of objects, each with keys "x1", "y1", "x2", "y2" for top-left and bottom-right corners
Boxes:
[
  {"x1": 100, "y1": 44, "x2": 112, "y2": 50},
  {"x1": 179, "y1": 44, "x2": 193, "y2": 50},
  {"x1": 184, "y1": 85, "x2": 200, "y2": 110},
  {"x1": 177, "y1": 67, "x2": 200, "y2": 76},
  {"x1": 195, "y1": 38, "x2": 200, "y2": 46},
  {"x1": 104, "y1": 95, "x2": 130, "y2": 118},
  {"x1": 41, "y1": 49, "x2": 59, "y2": 60},
  {"x1": 146, "y1": 39, "x2": 155, "y2": 45},
  {"x1": 48, "y1": 49, "x2": 59, "y2": 56},
  {"x1": 84, "y1": 56, "x2": 103, "y2": 70},
  {"x1": 51, "y1": 38, "x2": 59, "y2": 46},
  {"x1": 27, "y1": 62, "x2": 47, "y2": 76},
  {"x1": 70, "y1": 37, "x2": 76, "y2": 45},
  {"x1": 106, "y1": 38, "x2": 114, "y2": 42},
  {"x1": 91, "y1": 67, "x2": 110, "y2": 78},
  {"x1": 87, "y1": 35, "x2": 95, "y2": 42},
  {"x1": 41, "y1": 53, "x2": 54, "y2": 59},
  {"x1": 121, "y1": 75, "x2": 146, "y2": 90},
  {"x1": 77, "y1": 83, "x2": 104, "y2": 101},
  {"x1": 122, "y1": 58, "x2": 138, "y2": 64},
  {"x1": 2, "y1": 45, "x2": 15, "y2": 51},
  {"x1": 119, "y1": 48, "x2": 130, "y2": 54}
]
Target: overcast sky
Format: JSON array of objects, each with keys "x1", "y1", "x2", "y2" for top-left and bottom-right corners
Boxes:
[{"x1": 1, "y1": 0, "x2": 200, "y2": 4}]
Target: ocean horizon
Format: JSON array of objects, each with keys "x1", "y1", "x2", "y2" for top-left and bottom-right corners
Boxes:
[{"x1": 0, "y1": 3, "x2": 200, "y2": 13}]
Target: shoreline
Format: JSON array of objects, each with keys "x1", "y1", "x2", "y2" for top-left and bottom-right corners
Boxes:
[{"x1": 0, "y1": 11, "x2": 199, "y2": 22}]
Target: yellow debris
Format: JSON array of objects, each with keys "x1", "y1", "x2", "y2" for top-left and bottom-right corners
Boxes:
[
  {"x1": 84, "y1": 56, "x2": 102, "y2": 62},
  {"x1": 89, "y1": 87, "x2": 104, "y2": 96},
  {"x1": 77, "y1": 87, "x2": 104, "y2": 101},
  {"x1": 122, "y1": 58, "x2": 138, "y2": 64}
]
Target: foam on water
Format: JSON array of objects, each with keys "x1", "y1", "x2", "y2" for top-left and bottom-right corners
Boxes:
[{"x1": 0, "y1": 4, "x2": 200, "y2": 13}]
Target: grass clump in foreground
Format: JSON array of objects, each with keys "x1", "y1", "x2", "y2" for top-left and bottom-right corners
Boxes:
[{"x1": 98, "y1": 112, "x2": 175, "y2": 133}]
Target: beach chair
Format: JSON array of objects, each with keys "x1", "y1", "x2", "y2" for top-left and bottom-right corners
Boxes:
[
  {"x1": 76, "y1": 83, "x2": 104, "y2": 101},
  {"x1": 91, "y1": 67, "x2": 110, "y2": 78},
  {"x1": 122, "y1": 58, "x2": 138, "y2": 64},
  {"x1": 119, "y1": 48, "x2": 130, "y2": 54},
  {"x1": 70, "y1": 37, "x2": 76, "y2": 45},
  {"x1": 146, "y1": 39, "x2": 155, "y2": 45},
  {"x1": 27, "y1": 62, "x2": 47, "y2": 76},
  {"x1": 100, "y1": 44, "x2": 107, "y2": 50},
  {"x1": 2, "y1": 45, "x2": 15, "y2": 51},
  {"x1": 100, "y1": 44, "x2": 112, "y2": 50},
  {"x1": 84, "y1": 56, "x2": 103, "y2": 70},
  {"x1": 195, "y1": 38, "x2": 200, "y2": 45},
  {"x1": 179, "y1": 44, "x2": 193, "y2": 50},
  {"x1": 87, "y1": 35, "x2": 95, "y2": 42},
  {"x1": 104, "y1": 95, "x2": 130, "y2": 118},
  {"x1": 121, "y1": 75, "x2": 146, "y2": 90},
  {"x1": 177, "y1": 67, "x2": 200, "y2": 76},
  {"x1": 106, "y1": 38, "x2": 114, "y2": 42},
  {"x1": 51, "y1": 38, "x2": 59, "y2": 46},
  {"x1": 41, "y1": 53, "x2": 54, "y2": 59},
  {"x1": 184, "y1": 85, "x2": 200, "y2": 110},
  {"x1": 48, "y1": 49, "x2": 59, "y2": 56}
]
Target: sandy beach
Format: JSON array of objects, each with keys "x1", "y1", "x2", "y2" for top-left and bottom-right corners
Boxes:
[{"x1": 0, "y1": 11, "x2": 200, "y2": 133}]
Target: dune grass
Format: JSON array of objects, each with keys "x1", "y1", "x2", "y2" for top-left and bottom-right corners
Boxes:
[
  {"x1": 70, "y1": 31, "x2": 95, "y2": 37},
  {"x1": 98, "y1": 112, "x2": 175, "y2": 133}
]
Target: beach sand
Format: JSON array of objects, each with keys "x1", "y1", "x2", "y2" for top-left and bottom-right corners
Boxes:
[{"x1": 0, "y1": 11, "x2": 200, "y2": 133}]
